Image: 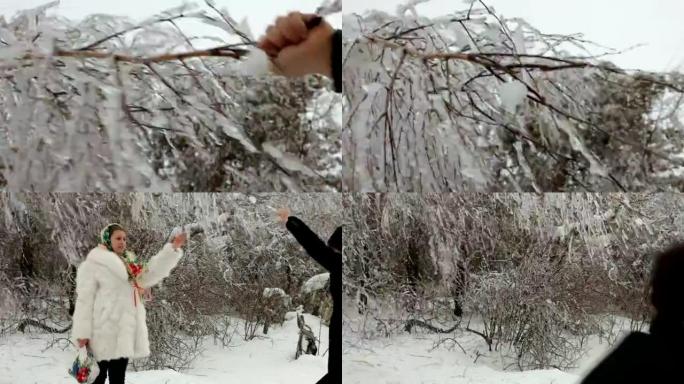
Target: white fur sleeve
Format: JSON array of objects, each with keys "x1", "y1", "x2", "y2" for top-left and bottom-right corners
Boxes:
[
  {"x1": 71, "y1": 261, "x2": 97, "y2": 342},
  {"x1": 138, "y1": 243, "x2": 183, "y2": 288}
]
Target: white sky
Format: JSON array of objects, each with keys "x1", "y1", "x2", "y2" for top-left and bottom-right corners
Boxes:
[
  {"x1": 0, "y1": 0, "x2": 342, "y2": 46},
  {"x1": 344, "y1": 0, "x2": 684, "y2": 73}
]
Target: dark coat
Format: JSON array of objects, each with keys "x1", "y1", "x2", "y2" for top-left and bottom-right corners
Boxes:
[
  {"x1": 332, "y1": 29, "x2": 341, "y2": 93},
  {"x1": 285, "y1": 216, "x2": 341, "y2": 383},
  {"x1": 581, "y1": 317, "x2": 684, "y2": 384}
]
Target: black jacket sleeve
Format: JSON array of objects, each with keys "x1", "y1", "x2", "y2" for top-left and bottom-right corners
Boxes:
[
  {"x1": 332, "y1": 29, "x2": 341, "y2": 93},
  {"x1": 286, "y1": 216, "x2": 334, "y2": 272},
  {"x1": 581, "y1": 332, "x2": 651, "y2": 384}
]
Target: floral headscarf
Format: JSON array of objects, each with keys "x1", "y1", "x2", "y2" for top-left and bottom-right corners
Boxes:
[
  {"x1": 100, "y1": 223, "x2": 124, "y2": 253},
  {"x1": 99, "y1": 223, "x2": 147, "y2": 306}
]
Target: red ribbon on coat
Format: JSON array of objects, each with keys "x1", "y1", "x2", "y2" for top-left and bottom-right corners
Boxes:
[{"x1": 132, "y1": 280, "x2": 144, "y2": 307}]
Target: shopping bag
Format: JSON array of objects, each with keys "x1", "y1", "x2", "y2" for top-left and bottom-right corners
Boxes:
[{"x1": 68, "y1": 345, "x2": 99, "y2": 383}]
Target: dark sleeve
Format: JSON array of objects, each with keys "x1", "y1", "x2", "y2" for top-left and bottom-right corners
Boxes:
[
  {"x1": 286, "y1": 216, "x2": 334, "y2": 272},
  {"x1": 581, "y1": 333, "x2": 648, "y2": 384},
  {"x1": 331, "y1": 29, "x2": 341, "y2": 93}
]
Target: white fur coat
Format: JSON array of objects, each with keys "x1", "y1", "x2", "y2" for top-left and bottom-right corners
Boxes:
[{"x1": 71, "y1": 243, "x2": 183, "y2": 362}]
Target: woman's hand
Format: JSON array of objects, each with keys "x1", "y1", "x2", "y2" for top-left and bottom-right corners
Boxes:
[
  {"x1": 171, "y1": 232, "x2": 187, "y2": 250},
  {"x1": 142, "y1": 288, "x2": 153, "y2": 302},
  {"x1": 77, "y1": 338, "x2": 89, "y2": 348},
  {"x1": 257, "y1": 12, "x2": 334, "y2": 78},
  {"x1": 276, "y1": 207, "x2": 291, "y2": 224}
]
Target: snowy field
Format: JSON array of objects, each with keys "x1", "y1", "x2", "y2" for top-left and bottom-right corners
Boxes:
[
  {"x1": 343, "y1": 316, "x2": 635, "y2": 384},
  {"x1": 0, "y1": 313, "x2": 328, "y2": 384}
]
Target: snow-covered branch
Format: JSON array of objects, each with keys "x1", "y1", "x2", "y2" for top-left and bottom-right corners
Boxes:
[
  {"x1": 0, "y1": 1, "x2": 341, "y2": 191},
  {"x1": 343, "y1": 0, "x2": 684, "y2": 192}
]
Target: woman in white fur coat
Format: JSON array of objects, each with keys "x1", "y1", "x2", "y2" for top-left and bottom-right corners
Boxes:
[{"x1": 71, "y1": 223, "x2": 187, "y2": 384}]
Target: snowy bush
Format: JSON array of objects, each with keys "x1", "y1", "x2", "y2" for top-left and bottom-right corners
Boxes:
[
  {"x1": 463, "y1": 262, "x2": 591, "y2": 370},
  {"x1": 0, "y1": 1, "x2": 341, "y2": 191},
  {"x1": 343, "y1": 0, "x2": 684, "y2": 192},
  {"x1": 138, "y1": 298, "x2": 206, "y2": 371},
  {"x1": 261, "y1": 288, "x2": 292, "y2": 335},
  {"x1": 343, "y1": 193, "x2": 684, "y2": 369},
  {"x1": 301, "y1": 273, "x2": 332, "y2": 325}
]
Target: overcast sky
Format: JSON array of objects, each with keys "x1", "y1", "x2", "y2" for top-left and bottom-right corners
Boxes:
[
  {"x1": 0, "y1": 0, "x2": 342, "y2": 46},
  {"x1": 344, "y1": 0, "x2": 684, "y2": 73}
]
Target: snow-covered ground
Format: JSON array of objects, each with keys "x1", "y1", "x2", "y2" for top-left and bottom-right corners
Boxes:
[
  {"x1": 343, "y1": 316, "x2": 635, "y2": 384},
  {"x1": 0, "y1": 313, "x2": 328, "y2": 384},
  {"x1": 344, "y1": 332, "x2": 578, "y2": 384}
]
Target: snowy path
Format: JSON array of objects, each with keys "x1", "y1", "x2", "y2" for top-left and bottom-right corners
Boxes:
[{"x1": 0, "y1": 313, "x2": 327, "y2": 384}]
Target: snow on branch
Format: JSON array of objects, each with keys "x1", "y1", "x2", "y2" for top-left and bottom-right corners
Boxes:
[
  {"x1": 0, "y1": 1, "x2": 341, "y2": 191},
  {"x1": 316, "y1": 0, "x2": 342, "y2": 16},
  {"x1": 343, "y1": 0, "x2": 684, "y2": 192}
]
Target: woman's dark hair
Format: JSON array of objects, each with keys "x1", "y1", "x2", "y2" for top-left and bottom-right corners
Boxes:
[
  {"x1": 108, "y1": 224, "x2": 126, "y2": 234},
  {"x1": 651, "y1": 243, "x2": 684, "y2": 320},
  {"x1": 105, "y1": 224, "x2": 126, "y2": 240}
]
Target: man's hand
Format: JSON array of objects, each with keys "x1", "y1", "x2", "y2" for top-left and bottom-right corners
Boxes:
[
  {"x1": 257, "y1": 12, "x2": 334, "y2": 78},
  {"x1": 276, "y1": 207, "x2": 291, "y2": 224},
  {"x1": 171, "y1": 232, "x2": 187, "y2": 250}
]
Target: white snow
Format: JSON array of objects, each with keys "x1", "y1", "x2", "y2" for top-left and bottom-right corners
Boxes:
[
  {"x1": 239, "y1": 48, "x2": 271, "y2": 77},
  {"x1": 511, "y1": 25, "x2": 527, "y2": 54},
  {"x1": 301, "y1": 273, "x2": 330, "y2": 294},
  {"x1": 263, "y1": 287, "x2": 287, "y2": 298},
  {"x1": 343, "y1": 313, "x2": 642, "y2": 384},
  {"x1": 656, "y1": 166, "x2": 684, "y2": 180},
  {"x1": 262, "y1": 142, "x2": 318, "y2": 177},
  {"x1": 344, "y1": 332, "x2": 579, "y2": 384},
  {"x1": 342, "y1": 14, "x2": 364, "y2": 40},
  {"x1": 237, "y1": 17, "x2": 255, "y2": 42},
  {"x1": 0, "y1": 43, "x2": 30, "y2": 60},
  {"x1": 0, "y1": 314, "x2": 328, "y2": 384},
  {"x1": 498, "y1": 80, "x2": 528, "y2": 113},
  {"x1": 395, "y1": 0, "x2": 429, "y2": 18},
  {"x1": 362, "y1": 82, "x2": 385, "y2": 97}
]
